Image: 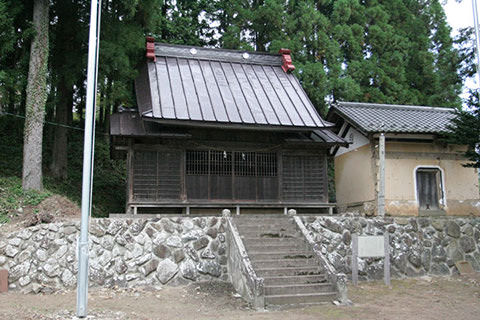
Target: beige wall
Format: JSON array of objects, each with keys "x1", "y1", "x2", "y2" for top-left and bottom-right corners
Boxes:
[
  {"x1": 335, "y1": 139, "x2": 480, "y2": 216},
  {"x1": 334, "y1": 144, "x2": 375, "y2": 206},
  {"x1": 384, "y1": 142, "x2": 480, "y2": 216}
]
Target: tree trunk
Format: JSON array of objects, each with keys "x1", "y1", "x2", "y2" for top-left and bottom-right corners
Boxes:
[
  {"x1": 50, "y1": 80, "x2": 71, "y2": 179},
  {"x1": 77, "y1": 79, "x2": 85, "y2": 125},
  {"x1": 22, "y1": 0, "x2": 49, "y2": 191}
]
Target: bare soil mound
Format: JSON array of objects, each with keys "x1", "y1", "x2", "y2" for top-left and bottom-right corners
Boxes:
[{"x1": 0, "y1": 195, "x2": 80, "y2": 235}]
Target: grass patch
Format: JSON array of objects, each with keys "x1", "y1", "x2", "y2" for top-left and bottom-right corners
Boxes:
[{"x1": 0, "y1": 176, "x2": 51, "y2": 223}]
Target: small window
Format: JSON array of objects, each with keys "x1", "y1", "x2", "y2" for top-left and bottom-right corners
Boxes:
[{"x1": 416, "y1": 168, "x2": 444, "y2": 210}]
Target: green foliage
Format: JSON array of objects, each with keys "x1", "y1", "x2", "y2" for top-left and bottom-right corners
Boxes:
[
  {"x1": 455, "y1": 27, "x2": 476, "y2": 79},
  {"x1": 42, "y1": 128, "x2": 126, "y2": 217},
  {"x1": 0, "y1": 116, "x2": 125, "y2": 217},
  {"x1": 0, "y1": 0, "x2": 32, "y2": 113},
  {"x1": 213, "y1": 0, "x2": 464, "y2": 112},
  {"x1": 0, "y1": 0, "x2": 472, "y2": 214},
  {"x1": 445, "y1": 90, "x2": 480, "y2": 168},
  {"x1": 0, "y1": 176, "x2": 51, "y2": 223}
]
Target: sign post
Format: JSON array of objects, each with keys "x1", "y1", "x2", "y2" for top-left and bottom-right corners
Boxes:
[{"x1": 352, "y1": 234, "x2": 390, "y2": 286}]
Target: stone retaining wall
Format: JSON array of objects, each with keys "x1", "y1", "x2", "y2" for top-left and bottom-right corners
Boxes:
[
  {"x1": 302, "y1": 216, "x2": 480, "y2": 280},
  {"x1": 0, "y1": 217, "x2": 227, "y2": 293}
]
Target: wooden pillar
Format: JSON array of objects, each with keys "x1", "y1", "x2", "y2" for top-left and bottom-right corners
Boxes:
[
  {"x1": 126, "y1": 139, "x2": 134, "y2": 213},
  {"x1": 378, "y1": 133, "x2": 385, "y2": 216}
]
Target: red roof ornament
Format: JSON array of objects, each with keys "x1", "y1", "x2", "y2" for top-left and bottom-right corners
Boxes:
[
  {"x1": 146, "y1": 36, "x2": 156, "y2": 62},
  {"x1": 279, "y1": 48, "x2": 295, "y2": 73}
]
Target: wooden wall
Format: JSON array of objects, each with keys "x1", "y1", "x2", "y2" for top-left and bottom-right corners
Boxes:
[{"x1": 129, "y1": 144, "x2": 328, "y2": 204}]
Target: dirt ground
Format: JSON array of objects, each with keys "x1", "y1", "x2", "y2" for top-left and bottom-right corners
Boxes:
[
  {"x1": 0, "y1": 195, "x2": 80, "y2": 235},
  {"x1": 0, "y1": 275, "x2": 479, "y2": 320}
]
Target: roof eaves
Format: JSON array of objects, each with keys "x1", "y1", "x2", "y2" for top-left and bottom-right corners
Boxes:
[
  {"x1": 141, "y1": 115, "x2": 334, "y2": 132},
  {"x1": 329, "y1": 104, "x2": 371, "y2": 136}
]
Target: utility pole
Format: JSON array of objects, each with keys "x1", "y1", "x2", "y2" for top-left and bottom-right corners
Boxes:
[
  {"x1": 76, "y1": 0, "x2": 101, "y2": 317},
  {"x1": 473, "y1": 0, "x2": 480, "y2": 86}
]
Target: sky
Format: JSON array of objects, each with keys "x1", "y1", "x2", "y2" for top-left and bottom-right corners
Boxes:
[{"x1": 443, "y1": 0, "x2": 477, "y2": 99}]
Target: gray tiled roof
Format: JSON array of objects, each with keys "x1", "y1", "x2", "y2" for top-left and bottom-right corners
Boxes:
[
  {"x1": 135, "y1": 43, "x2": 333, "y2": 130},
  {"x1": 330, "y1": 102, "x2": 457, "y2": 134}
]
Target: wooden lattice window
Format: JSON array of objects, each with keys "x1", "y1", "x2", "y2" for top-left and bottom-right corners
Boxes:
[
  {"x1": 186, "y1": 150, "x2": 208, "y2": 175},
  {"x1": 256, "y1": 152, "x2": 277, "y2": 177},
  {"x1": 186, "y1": 150, "x2": 276, "y2": 177},
  {"x1": 282, "y1": 154, "x2": 327, "y2": 201},
  {"x1": 209, "y1": 151, "x2": 232, "y2": 175},
  {"x1": 132, "y1": 150, "x2": 181, "y2": 200},
  {"x1": 234, "y1": 152, "x2": 256, "y2": 176}
]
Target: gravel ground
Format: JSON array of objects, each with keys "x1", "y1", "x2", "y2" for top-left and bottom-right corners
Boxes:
[{"x1": 0, "y1": 275, "x2": 479, "y2": 320}]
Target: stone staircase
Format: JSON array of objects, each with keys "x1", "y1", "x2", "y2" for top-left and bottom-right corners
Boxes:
[{"x1": 234, "y1": 215, "x2": 338, "y2": 306}]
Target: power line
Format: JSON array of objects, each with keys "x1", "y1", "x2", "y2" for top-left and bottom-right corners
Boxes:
[{"x1": 0, "y1": 111, "x2": 109, "y2": 136}]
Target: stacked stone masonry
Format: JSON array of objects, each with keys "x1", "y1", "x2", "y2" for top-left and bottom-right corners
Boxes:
[
  {"x1": 302, "y1": 216, "x2": 480, "y2": 280},
  {"x1": 2, "y1": 215, "x2": 480, "y2": 294},
  {"x1": 0, "y1": 217, "x2": 227, "y2": 293}
]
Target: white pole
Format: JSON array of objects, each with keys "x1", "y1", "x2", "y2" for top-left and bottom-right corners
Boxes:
[
  {"x1": 473, "y1": 0, "x2": 480, "y2": 86},
  {"x1": 76, "y1": 0, "x2": 101, "y2": 317}
]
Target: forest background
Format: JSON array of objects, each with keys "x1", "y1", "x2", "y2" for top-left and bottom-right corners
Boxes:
[{"x1": 0, "y1": 0, "x2": 478, "y2": 218}]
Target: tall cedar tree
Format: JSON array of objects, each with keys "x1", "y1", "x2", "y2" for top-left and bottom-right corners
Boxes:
[
  {"x1": 49, "y1": 0, "x2": 87, "y2": 179},
  {"x1": 0, "y1": 1, "x2": 32, "y2": 114},
  {"x1": 22, "y1": 0, "x2": 49, "y2": 190},
  {"x1": 446, "y1": 91, "x2": 480, "y2": 167},
  {"x1": 447, "y1": 27, "x2": 480, "y2": 167},
  {"x1": 214, "y1": 0, "x2": 462, "y2": 114}
]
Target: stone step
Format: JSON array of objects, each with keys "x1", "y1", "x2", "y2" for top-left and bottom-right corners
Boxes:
[
  {"x1": 253, "y1": 258, "x2": 316, "y2": 269},
  {"x1": 264, "y1": 283, "x2": 335, "y2": 295},
  {"x1": 237, "y1": 229, "x2": 298, "y2": 237},
  {"x1": 263, "y1": 274, "x2": 328, "y2": 286},
  {"x1": 248, "y1": 251, "x2": 314, "y2": 261},
  {"x1": 238, "y1": 230, "x2": 301, "y2": 238},
  {"x1": 241, "y1": 237, "x2": 304, "y2": 245},
  {"x1": 235, "y1": 224, "x2": 295, "y2": 231},
  {"x1": 233, "y1": 214, "x2": 290, "y2": 217},
  {"x1": 244, "y1": 243, "x2": 307, "y2": 253},
  {"x1": 255, "y1": 266, "x2": 323, "y2": 277},
  {"x1": 234, "y1": 216, "x2": 292, "y2": 221},
  {"x1": 265, "y1": 292, "x2": 337, "y2": 305}
]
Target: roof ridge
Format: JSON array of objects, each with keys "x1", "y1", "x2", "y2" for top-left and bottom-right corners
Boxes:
[
  {"x1": 153, "y1": 42, "x2": 283, "y2": 66},
  {"x1": 336, "y1": 101, "x2": 456, "y2": 113},
  {"x1": 154, "y1": 42, "x2": 282, "y2": 57}
]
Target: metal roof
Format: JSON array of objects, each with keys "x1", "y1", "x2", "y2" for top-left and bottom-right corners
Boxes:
[
  {"x1": 329, "y1": 101, "x2": 457, "y2": 134},
  {"x1": 135, "y1": 43, "x2": 333, "y2": 130}
]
